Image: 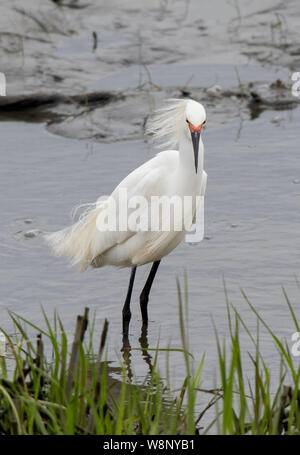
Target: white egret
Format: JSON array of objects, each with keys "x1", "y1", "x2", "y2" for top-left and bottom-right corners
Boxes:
[{"x1": 45, "y1": 99, "x2": 207, "y2": 337}]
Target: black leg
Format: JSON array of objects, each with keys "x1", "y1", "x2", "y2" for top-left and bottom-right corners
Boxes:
[
  {"x1": 122, "y1": 266, "x2": 137, "y2": 337},
  {"x1": 140, "y1": 260, "x2": 160, "y2": 325}
]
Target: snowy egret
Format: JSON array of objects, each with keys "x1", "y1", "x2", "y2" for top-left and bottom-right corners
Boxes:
[{"x1": 45, "y1": 99, "x2": 207, "y2": 337}]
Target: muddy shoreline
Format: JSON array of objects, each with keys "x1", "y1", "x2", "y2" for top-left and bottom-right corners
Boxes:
[{"x1": 1, "y1": 0, "x2": 299, "y2": 141}]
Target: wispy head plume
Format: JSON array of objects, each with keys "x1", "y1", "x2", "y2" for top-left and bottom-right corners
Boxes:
[{"x1": 146, "y1": 98, "x2": 189, "y2": 149}]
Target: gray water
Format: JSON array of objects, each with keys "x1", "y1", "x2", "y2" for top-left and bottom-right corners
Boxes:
[
  {"x1": 1, "y1": 105, "x2": 299, "y2": 388},
  {"x1": 0, "y1": 0, "x2": 300, "y2": 413}
]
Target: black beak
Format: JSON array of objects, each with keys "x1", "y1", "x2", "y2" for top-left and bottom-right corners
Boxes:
[{"x1": 191, "y1": 130, "x2": 201, "y2": 173}]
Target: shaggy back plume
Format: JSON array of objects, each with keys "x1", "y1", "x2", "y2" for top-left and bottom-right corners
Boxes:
[
  {"x1": 146, "y1": 98, "x2": 189, "y2": 149},
  {"x1": 44, "y1": 202, "x2": 102, "y2": 272}
]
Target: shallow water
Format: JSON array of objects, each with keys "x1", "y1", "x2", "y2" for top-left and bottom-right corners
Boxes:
[
  {"x1": 1, "y1": 103, "x2": 299, "y2": 390},
  {"x1": 0, "y1": 0, "x2": 300, "y2": 423}
]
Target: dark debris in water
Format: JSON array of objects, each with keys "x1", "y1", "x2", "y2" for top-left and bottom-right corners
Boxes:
[
  {"x1": 0, "y1": 79, "x2": 298, "y2": 142},
  {"x1": 24, "y1": 229, "x2": 41, "y2": 239},
  {"x1": 0, "y1": 91, "x2": 121, "y2": 112}
]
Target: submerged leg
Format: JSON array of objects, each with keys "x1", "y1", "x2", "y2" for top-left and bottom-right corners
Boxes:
[
  {"x1": 139, "y1": 260, "x2": 161, "y2": 325},
  {"x1": 122, "y1": 266, "x2": 137, "y2": 337}
]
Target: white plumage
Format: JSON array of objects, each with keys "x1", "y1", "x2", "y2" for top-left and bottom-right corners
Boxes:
[{"x1": 45, "y1": 99, "x2": 207, "y2": 273}]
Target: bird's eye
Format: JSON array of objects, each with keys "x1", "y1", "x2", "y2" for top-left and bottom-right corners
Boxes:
[
  {"x1": 186, "y1": 119, "x2": 189, "y2": 124},
  {"x1": 202, "y1": 120, "x2": 206, "y2": 125}
]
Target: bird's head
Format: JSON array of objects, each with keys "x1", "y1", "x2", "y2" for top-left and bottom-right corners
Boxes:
[
  {"x1": 146, "y1": 99, "x2": 207, "y2": 173},
  {"x1": 184, "y1": 100, "x2": 206, "y2": 173}
]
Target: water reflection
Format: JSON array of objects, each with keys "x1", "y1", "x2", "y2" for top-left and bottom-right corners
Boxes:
[{"x1": 121, "y1": 324, "x2": 153, "y2": 381}]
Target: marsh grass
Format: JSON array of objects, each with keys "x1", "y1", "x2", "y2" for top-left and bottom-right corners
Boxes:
[
  {"x1": 0, "y1": 287, "x2": 202, "y2": 435},
  {"x1": 0, "y1": 276, "x2": 299, "y2": 435},
  {"x1": 210, "y1": 282, "x2": 300, "y2": 434}
]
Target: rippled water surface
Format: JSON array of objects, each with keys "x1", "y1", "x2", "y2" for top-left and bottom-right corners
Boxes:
[
  {"x1": 1, "y1": 105, "x2": 299, "y2": 387},
  {"x1": 0, "y1": 0, "x2": 299, "y2": 402}
]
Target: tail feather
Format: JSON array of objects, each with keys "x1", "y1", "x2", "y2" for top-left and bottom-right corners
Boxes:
[{"x1": 44, "y1": 204, "x2": 101, "y2": 272}]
